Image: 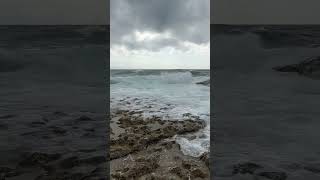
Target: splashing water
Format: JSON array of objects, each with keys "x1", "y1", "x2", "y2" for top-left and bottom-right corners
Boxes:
[{"x1": 111, "y1": 69, "x2": 210, "y2": 157}]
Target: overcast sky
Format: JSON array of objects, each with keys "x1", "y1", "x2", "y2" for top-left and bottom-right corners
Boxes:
[
  {"x1": 1, "y1": 0, "x2": 320, "y2": 24},
  {"x1": 110, "y1": 0, "x2": 210, "y2": 69}
]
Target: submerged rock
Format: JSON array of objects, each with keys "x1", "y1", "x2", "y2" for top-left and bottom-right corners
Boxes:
[
  {"x1": 196, "y1": 79, "x2": 210, "y2": 86},
  {"x1": 256, "y1": 171, "x2": 287, "y2": 180},
  {"x1": 273, "y1": 56, "x2": 320, "y2": 78},
  {"x1": 233, "y1": 162, "x2": 263, "y2": 175}
]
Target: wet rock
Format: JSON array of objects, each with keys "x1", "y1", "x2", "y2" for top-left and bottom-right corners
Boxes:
[
  {"x1": 29, "y1": 121, "x2": 46, "y2": 127},
  {"x1": 273, "y1": 56, "x2": 320, "y2": 78},
  {"x1": 256, "y1": 171, "x2": 287, "y2": 180},
  {"x1": 199, "y1": 152, "x2": 210, "y2": 167},
  {"x1": 144, "y1": 174, "x2": 170, "y2": 180},
  {"x1": 76, "y1": 115, "x2": 94, "y2": 121},
  {"x1": 273, "y1": 65, "x2": 299, "y2": 72},
  {"x1": 110, "y1": 111, "x2": 204, "y2": 160},
  {"x1": 169, "y1": 166, "x2": 187, "y2": 179},
  {"x1": 233, "y1": 162, "x2": 263, "y2": 174},
  {"x1": 110, "y1": 110, "x2": 208, "y2": 179},
  {"x1": 160, "y1": 141, "x2": 174, "y2": 150},
  {"x1": 304, "y1": 163, "x2": 320, "y2": 173},
  {"x1": 112, "y1": 156, "x2": 159, "y2": 179},
  {"x1": 191, "y1": 168, "x2": 208, "y2": 178},
  {"x1": 182, "y1": 161, "x2": 193, "y2": 170},
  {"x1": 49, "y1": 126, "x2": 67, "y2": 135},
  {"x1": 281, "y1": 163, "x2": 302, "y2": 171},
  {"x1": 84, "y1": 128, "x2": 95, "y2": 132},
  {"x1": 196, "y1": 79, "x2": 210, "y2": 86}
]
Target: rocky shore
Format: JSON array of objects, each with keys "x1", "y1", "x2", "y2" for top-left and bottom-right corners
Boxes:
[
  {"x1": 110, "y1": 109, "x2": 210, "y2": 179},
  {"x1": 0, "y1": 110, "x2": 108, "y2": 180}
]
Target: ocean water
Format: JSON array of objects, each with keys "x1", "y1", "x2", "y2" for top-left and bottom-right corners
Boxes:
[
  {"x1": 212, "y1": 25, "x2": 320, "y2": 178},
  {"x1": 110, "y1": 69, "x2": 210, "y2": 157},
  {"x1": 0, "y1": 26, "x2": 109, "y2": 178}
]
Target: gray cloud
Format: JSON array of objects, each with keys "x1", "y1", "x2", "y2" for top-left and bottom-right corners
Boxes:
[{"x1": 111, "y1": 0, "x2": 210, "y2": 51}]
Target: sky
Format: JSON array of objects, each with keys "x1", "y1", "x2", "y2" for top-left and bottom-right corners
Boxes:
[
  {"x1": 110, "y1": 0, "x2": 210, "y2": 69},
  {"x1": 1, "y1": 0, "x2": 320, "y2": 24}
]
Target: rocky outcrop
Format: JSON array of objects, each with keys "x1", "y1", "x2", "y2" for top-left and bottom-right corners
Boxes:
[
  {"x1": 196, "y1": 79, "x2": 210, "y2": 86},
  {"x1": 273, "y1": 56, "x2": 320, "y2": 78},
  {"x1": 110, "y1": 110, "x2": 205, "y2": 160},
  {"x1": 110, "y1": 110, "x2": 209, "y2": 179}
]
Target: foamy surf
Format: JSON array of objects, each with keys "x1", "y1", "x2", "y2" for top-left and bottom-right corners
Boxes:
[{"x1": 111, "y1": 69, "x2": 210, "y2": 157}]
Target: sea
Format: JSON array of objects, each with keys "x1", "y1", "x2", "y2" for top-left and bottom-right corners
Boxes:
[
  {"x1": 212, "y1": 25, "x2": 320, "y2": 179},
  {"x1": 0, "y1": 26, "x2": 109, "y2": 178},
  {"x1": 110, "y1": 69, "x2": 210, "y2": 157}
]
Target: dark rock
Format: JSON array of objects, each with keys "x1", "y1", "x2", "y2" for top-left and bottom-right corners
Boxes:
[
  {"x1": 273, "y1": 56, "x2": 320, "y2": 78},
  {"x1": 191, "y1": 168, "x2": 208, "y2": 178},
  {"x1": 199, "y1": 152, "x2": 210, "y2": 167},
  {"x1": 273, "y1": 65, "x2": 299, "y2": 72},
  {"x1": 169, "y1": 166, "x2": 186, "y2": 178},
  {"x1": 304, "y1": 163, "x2": 320, "y2": 173},
  {"x1": 49, "y1": 126, "x2": 67, "y2": 135},
  {"x1": 76, "y1": 115, "x2": 94, "y2": 121},
  {"x1": 111, "y1": 156, "x2": 159, "y2": 179},
  {"x1": 182, "y1": 161, "x2": 193, "y2": 170},
  {"x1": 29, "y1": 121, "x2": 46, "y2": 127},
  {"x1": 110, "y1": 111, "x2": 204, "y2": 160},
  {"x1": 256, "y1": 171, "x2": 287, "y2": 180},
  {"x1": 233, "y1": 162, "x2": 263, "y2": 174},
  {"x1": 196, "y1": 79, "x2": 210, "y2": 86},
  {"x1": 281, "y1": 163, "x2": 302, "y2": 171}
]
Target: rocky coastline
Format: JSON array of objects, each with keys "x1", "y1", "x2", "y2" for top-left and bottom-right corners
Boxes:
[{"x1": 110, "y1": 109, "x2": 210, "y2": 180}]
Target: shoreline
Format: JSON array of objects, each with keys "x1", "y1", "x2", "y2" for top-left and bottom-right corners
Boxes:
[{"x1": 110, "y1": 109, "x2": 210, "y2": 179}]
